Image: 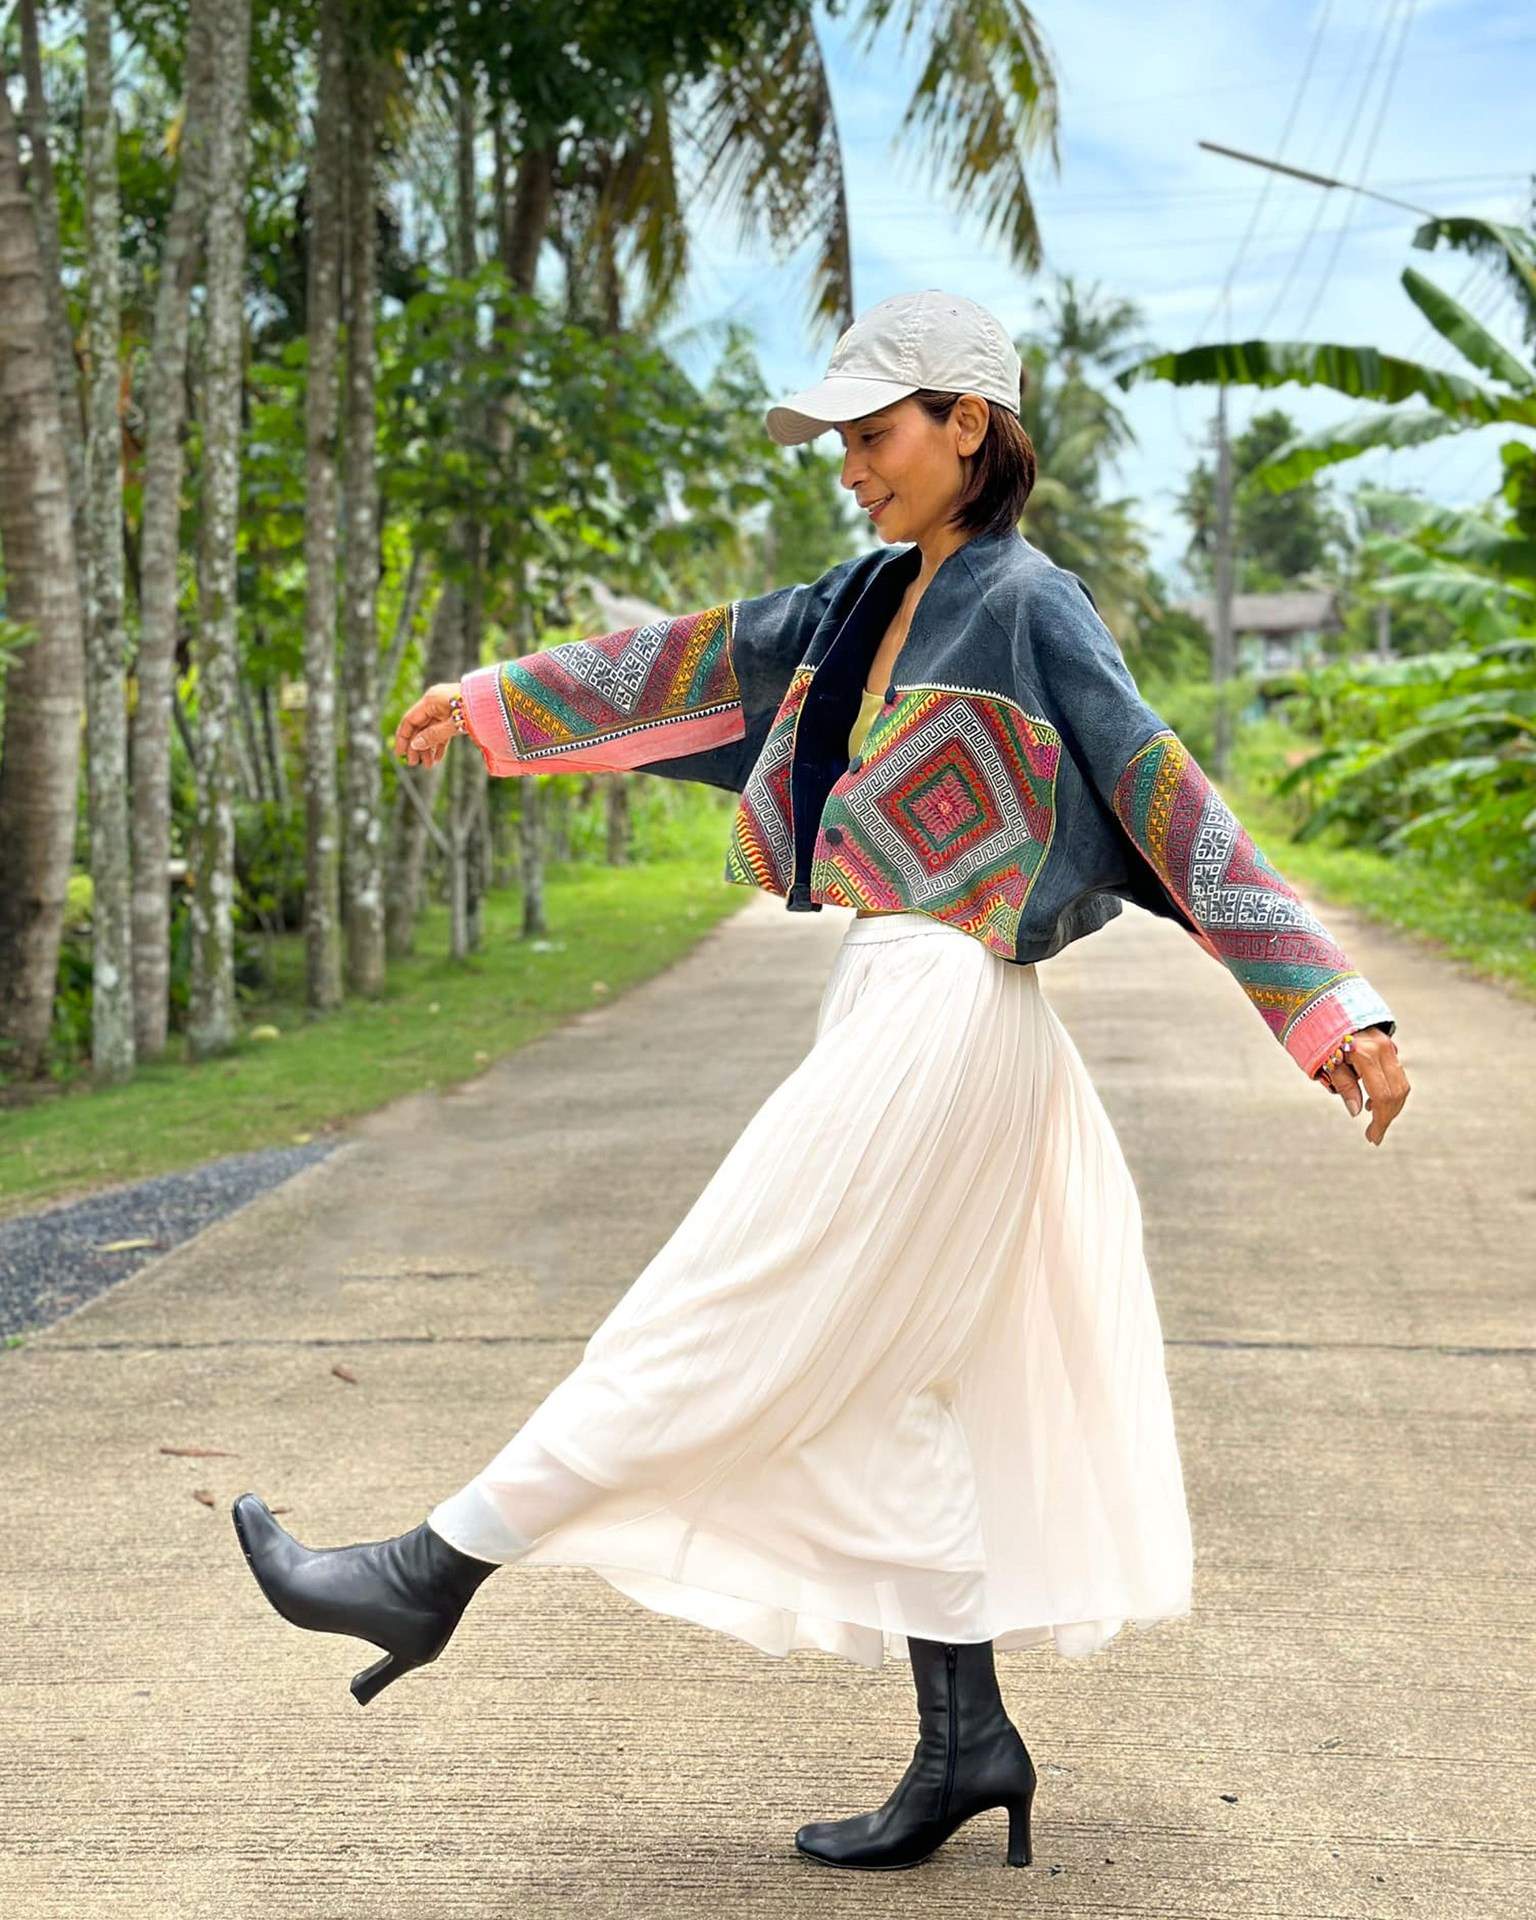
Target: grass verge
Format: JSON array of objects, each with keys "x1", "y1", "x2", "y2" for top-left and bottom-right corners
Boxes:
[{"x1": 0, "y1": 853, "x2": 752, "y2": 1222}]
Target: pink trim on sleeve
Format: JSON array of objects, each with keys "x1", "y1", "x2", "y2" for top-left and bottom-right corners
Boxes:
[
  {"x1": 458, "y1": 661, "x2": 746, "y2": 776},
  {"x1": 461, "y1": 663, "x2": 522, "y2": 775}
]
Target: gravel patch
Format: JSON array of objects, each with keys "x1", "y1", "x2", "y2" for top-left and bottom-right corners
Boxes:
[{"x1": 0, "y1": 1141, "x2": 341, "y2": 1341}]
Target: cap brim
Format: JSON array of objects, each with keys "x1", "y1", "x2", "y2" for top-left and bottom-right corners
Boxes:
[{"x1": 764, "y1": 375, "x2": 920, "y2": 446}]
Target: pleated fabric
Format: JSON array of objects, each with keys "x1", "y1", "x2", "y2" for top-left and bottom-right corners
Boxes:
[{"x1": 428, "y1": 910, "x2": 1193, "y2": 1668}]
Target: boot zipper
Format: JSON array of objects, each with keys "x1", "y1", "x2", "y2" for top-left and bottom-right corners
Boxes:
[{"x1": 942, "y1": 1643, "x2": 958, "y2": 1819}]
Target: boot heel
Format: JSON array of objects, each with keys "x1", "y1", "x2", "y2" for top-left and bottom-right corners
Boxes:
[
  {"x1": 351, "y1": 1651, "x2": 407, "y2": 1706},
  {"x1": 1005, "y1": 1789, "x2": 1034, "y2": 1867}
]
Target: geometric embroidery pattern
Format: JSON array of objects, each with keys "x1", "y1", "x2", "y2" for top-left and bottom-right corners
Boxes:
[
  {"x1": 487, "y1": 604, "x2": 740, "y2": 764},
  {"x1": 723, "y1": 666, "x2": 813, "y2": 896},
  {"x1": 1113, "y1": 729, "x2": 1395, "y2": 1076},
  {"x1": 806, "y1": 686, "x2": 1061, "y2": 961}
]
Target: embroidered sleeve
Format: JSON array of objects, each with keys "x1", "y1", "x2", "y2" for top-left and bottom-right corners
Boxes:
[
  {"x1": 460, "y1": 603, "x2": 745, "y2": 781},
  {"x1": 1030, "y1": 567, "x2": 1397, "y2": 1081},
  {"x1": 459, "y1": 569, "x2": 858, "y2": 793}
]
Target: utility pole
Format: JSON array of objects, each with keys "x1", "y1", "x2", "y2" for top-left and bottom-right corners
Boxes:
[
  {"x1": 1197, "y1": 140, "x2": 1447, "y2": 739},
  {"x1": 1211, "y1": 292, "x2": 1236, "y2": 781},
  {"x1": 1211, "y1": 384, "x2": 1235, "y2": 780}
]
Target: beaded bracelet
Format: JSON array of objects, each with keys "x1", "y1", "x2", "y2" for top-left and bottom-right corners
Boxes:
[
  {"x1": 447, "y1": 692, "x2": 468, "y2": 736},
  {"x1": 1317, "y1": 1033, "x2": 1355, "y2": 1077}
]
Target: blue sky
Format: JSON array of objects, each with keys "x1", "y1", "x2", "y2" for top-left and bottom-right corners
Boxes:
[{"x1": 667, "y1": 0, "x2": 1535, "y2": 591}]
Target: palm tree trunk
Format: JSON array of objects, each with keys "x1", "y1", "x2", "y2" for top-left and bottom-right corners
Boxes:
[
  {"x1": 81, "y1": 0, "x2": 134, "y2": 1081},
  {"x1": 260, "y1": 678, "x2": 289, "y2": 808},
  {"x1": 301, "y1": 0, "x2": 346, "y2": 1011},
  {"x1": 0, "y1": 46, "x2": 86, "y2": 1078},
  {"x1": 339, "y1": 18, "x2": 384, "y2": 996},
  {"x1": 593, "y1": 164, "x2": 633, "y2": 870},
  {"x1": 448, "y1": 61, "x2": 484, "y2": 960},
  {"x1": 494, "y1": 117, "x2": 555, "y2": 937},
  {"x1": 385, "y1": 582, "x2": 458, "y2": 957},
  {"x1": 132, "y1": 0, "x2": 215, "y2": 1057},
  {"x1": 16, "y1": 0, "x2": 86, "y2": 610},
  {"x1": 186, "y1": 0, "x2": 251, "y2": 1059}
]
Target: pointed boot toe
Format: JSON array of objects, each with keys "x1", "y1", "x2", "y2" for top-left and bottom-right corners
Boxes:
[{"x1": 230, "y1": 1491, "x2": 499, "y2": 1706}]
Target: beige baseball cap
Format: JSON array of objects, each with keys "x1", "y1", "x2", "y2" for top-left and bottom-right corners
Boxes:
[{"x1": 764, "y1": 289, "x2": 1022, "y2": 446}]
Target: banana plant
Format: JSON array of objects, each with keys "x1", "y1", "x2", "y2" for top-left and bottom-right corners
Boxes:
[{"x1": 1109, "y1": 216, "x2": 1536, "y2": 504}]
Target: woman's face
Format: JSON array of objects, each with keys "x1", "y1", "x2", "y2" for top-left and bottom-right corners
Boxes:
[{"x1": 834, "y1": 394, "x2": 988, "y2": 546}]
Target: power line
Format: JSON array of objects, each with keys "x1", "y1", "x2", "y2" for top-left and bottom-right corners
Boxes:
[
  {"x1": 1294, "y1": 0, "x2": 1419, "y2": 335},
  {"x1": 1064, "y1": 31, "x2": 1536, "y2": 114},
  {"x1": 1254, "y1": 0, "x2": 1410, "y2": 337},
  {"x1": 1191, "y1": 0, "x2": 1337, "y2": 351},
  {"x1": 849, "y1": 174, "x2": 1531, "y2": 221}
]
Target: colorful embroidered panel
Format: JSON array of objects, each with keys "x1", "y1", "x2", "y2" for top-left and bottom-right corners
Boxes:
[
  {"x1": 807, "y1": 687, "x2": 1062, "y2": 961},
  {"x1": 462, "y1": 604, "x2": 744, "y2": 775},
  {"x1": 1112, "y1": 729, "x2": 1395, "y2": 1077},
  {"x1": 723, "y1": 666, "x2": 814, "y2": 896}
]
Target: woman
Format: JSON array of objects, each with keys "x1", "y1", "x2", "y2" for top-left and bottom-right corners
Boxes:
[{"x1": 232, "y1": 289, "x2": 1409, "y2": 1873}]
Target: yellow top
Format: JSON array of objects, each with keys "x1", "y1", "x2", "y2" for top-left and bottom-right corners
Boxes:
[{"x1": 849, "y1": 685, "x2": 884, "y2": 760}]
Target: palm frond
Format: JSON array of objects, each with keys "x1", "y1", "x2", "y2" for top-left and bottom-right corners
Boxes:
[{"x1": 858, "y1": 0, "x2": 1059, "y2": 272}]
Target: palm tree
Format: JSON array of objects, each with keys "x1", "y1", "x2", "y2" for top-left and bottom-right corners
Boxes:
[
  {"x1": 1014, "y1": 276, "x2": 1157, "y2": 641},
  {"x1": 0, "y1": 43, "x2": 86, "y2": 1079},
  {"x1": 82, "y1": 0, "x2": 135, "y2": 1082},
  {"x1": 133, "y1": 0, "x2": 218, "y2": 1058},
  {"x1": 502, "y1": 0, "x2": 1064, "y2": 346},
  {"x1": 185, "y1": 0, "x2": 252, "y2": 1059}
]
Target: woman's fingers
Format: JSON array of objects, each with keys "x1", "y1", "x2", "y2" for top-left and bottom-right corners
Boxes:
[
  {"x1": 1358, "y1": 1043, "x2": 1410, "y2": 1147},
  {"x1": 1321, "y1": 1030, "x2": 1409, "y2": 1146},
  {"x1": 394, "y1": 685, "x2": 463, "y2": 765},
  {"x1": 393, "y1": 691, "x2": 440, "y2": 759},
  {"x1": 1321, "y1": 1057, "x2": 1364, "y2": 1115}
]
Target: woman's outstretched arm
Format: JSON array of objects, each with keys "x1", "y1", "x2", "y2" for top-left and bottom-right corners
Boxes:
[
  {"x1": 1027, "y1": 564, "x2": 1409, "y2": 1140},
  {"x1": 395, "y1": 562, "x2": 867, "y2": 791}
]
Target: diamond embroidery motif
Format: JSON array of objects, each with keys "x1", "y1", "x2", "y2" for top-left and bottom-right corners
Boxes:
[
  {"x1": 850, "y1": 701, "x2": 1028, "y2": 891},
  {"x1": 799, "y1": 687, "x2": 1060, "y2": 957}
]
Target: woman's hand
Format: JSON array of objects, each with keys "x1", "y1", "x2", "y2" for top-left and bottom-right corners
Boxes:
[
  {"x1": 394, "y1": 681, "x2": 463, "y2": 768},
  {"x1": 1318, "y1": 1026, "x2": 1409, "y2": 1145}
]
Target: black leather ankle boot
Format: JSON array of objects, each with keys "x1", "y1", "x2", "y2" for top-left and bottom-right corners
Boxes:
[
  {"x1": 794, "y1": 1636, "x2": 1036, "y2": 1870},
  {"x1": 231, "y1": 1493, "x2": 500, "y2": 1706}
]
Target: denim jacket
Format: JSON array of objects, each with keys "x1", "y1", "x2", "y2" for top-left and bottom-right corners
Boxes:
[{"x1": 461, "y1": 524, "x2": 1396, "y2": 1081}]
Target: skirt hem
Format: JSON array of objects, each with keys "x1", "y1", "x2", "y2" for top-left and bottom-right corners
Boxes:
[{"x1": 518, "y1": 1550, "x2": 1195, "y2": 1670}]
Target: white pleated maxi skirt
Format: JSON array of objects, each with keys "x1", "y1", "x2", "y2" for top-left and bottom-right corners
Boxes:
[{"x1": 429, "y1": 909, "x2": 1193, "y2": 1669}]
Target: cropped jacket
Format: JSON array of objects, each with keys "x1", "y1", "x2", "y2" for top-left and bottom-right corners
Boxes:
[{"x1": 460, "y1": 524, "x2": 1397, "y2": 1083}]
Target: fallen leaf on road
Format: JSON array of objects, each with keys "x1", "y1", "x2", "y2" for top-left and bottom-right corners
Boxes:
[
  {"x1": 96, "y1": 1238, "x2": 159, "y2": 1253},
  {"x1": 159, "y1": 1445, "x2": 238, "y2": 1457},
  {"x1": 331, "y1": 1363, "x2": 358, "y2": 1384},
  {"x1": 191, "y1": 1488, "x2": 216, "y2": 1507}
]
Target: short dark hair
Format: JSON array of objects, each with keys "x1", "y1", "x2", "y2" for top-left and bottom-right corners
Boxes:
[{"x1": 906, "y1": 386, "x2": 1037, "y2": 539}]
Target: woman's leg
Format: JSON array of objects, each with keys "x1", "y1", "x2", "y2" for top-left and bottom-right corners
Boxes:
[
  {"x1": 427, "y1": 1431, "x2": 607, "y2": 1563},
  {"x1": 795, "y1": 1637, "x2": 1037, "y2": 1870}
]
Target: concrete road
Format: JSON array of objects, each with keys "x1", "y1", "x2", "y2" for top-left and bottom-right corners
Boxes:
[{"x1": 3, "y1": 889, "x2": 1532, "y2": 1918}]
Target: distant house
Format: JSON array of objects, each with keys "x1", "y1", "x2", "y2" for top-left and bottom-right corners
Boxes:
[{"x1": 1176, "y1": 588, "x2": 1343, "y2": 677}]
